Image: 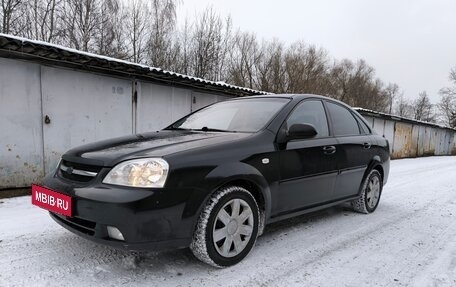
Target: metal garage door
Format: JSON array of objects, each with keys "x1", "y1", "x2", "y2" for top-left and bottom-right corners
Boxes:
[
  {"x1": 41, "y1": 66, "x2": 133, "y2": 173},
  {"x1": 0, "y1": 58, "x2": 44, "y2": 188},
  {"x1": 191, "y1": 92, "x2": 231, "y2": 111},
  {"x1": 136, "y1": 82, "x2": 192, "y2": 133}
]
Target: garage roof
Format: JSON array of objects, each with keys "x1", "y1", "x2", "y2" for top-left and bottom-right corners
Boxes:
[
  {"x1": 0, "y1": 33, "x2": 268, "y2": 97},
  {"x1": 355, "y1": 108, "x2": 456, "y2": 131}
]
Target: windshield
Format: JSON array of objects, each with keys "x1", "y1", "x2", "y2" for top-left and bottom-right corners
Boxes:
[{"x1": 169, "y1": 97, "x2": 290, "y2": 133}]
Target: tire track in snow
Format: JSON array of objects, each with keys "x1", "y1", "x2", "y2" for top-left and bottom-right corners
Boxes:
[
  {"x1": 243, "y1": 160, "x2": 456, "y2": 286},
  {"x1": 245, "y1": 197, "x2": 453, "y2": 286},
  {"x1": 1, "y1": 229, "x2": 133, "y2": 286}
]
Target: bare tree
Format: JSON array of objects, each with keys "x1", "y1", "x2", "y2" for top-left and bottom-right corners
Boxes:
[
  {"x1": 170, "y1": 18, "x2": 191, "y2": 74},
  {"x1": 346, "y1": 60, "x2": 375, "y2": 108},
  {"x1": 412, "y1": 91, "x2": 435, "y2": 122},
  {"x1": 385, "y1": 83, "x2": 400, "y2": 114},
  {"x1": 326, "y1": 59, "x2": 389, "y2": 111},
  {"x1": 93, "y1": 0, "x2": 127, "y2": 58},
  {"x1": 20, "y1": 0, "x2": 62, "y2": 42},
  {"x1": 395, "y1": 94, "x2": 413, "y2": 118},
  {"x1": 1, "y1": 0, "x2": 23, "y2": 34},
  {"x1": 61, "y1": 0, "x2": 101, "y2": 52},
  {"x1": 147, "y1": 0, "x2": 178, "y2": 68},
  {"x1": 257, "y1": 39, "x2": 286, "y2": 93},
  {"x1": 189, "y1": 7, "x2": 231, "y2": 80},
  {"x1": 124, "y1": 0, "x2": 149, "y2": 63},
  {"x1": 329, "y1": 59, "x2": 354, "y2": 102},
  {"x1": 283, "y1": 42, "x2": 329, "y2": 94},
  {"x1": 364, "y1": 79, "x2": 390, "y2": 112},
  {"x1": 438, "y1": 67, "x2": 456, "y2": 128},
  {"x1": 438, "y1": 94, "x2": 456, "y2": 128},
  {"x1": 227, "y1": 31, "x2": 261, "y2": 88}
]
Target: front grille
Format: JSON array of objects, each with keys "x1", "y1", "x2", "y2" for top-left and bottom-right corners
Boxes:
[
  {"x1": 52, "y1": 213, "x2": 96, "y2": 236},
  {"x1": 59, "y1": 160, "x2": 102, "y2": 182}
]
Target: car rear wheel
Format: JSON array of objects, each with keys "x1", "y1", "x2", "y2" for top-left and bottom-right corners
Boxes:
[
  {"x1": 351, "y1": 169, "x2": 382, "y2": 214},
  {"x1": 190, "y1": 186, "x2": 259, "y2": 267}
]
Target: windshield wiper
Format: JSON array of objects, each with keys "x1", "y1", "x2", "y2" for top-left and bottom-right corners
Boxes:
[
  {"x1": 167, "y1": 126, "x2": 236, "y2": 132},
  {"x1": 166, "y1": 126, "x2": 191, "y2": 131},
  {"x1": 195, "y1": 127, "x2": 236, "y2": 133}
]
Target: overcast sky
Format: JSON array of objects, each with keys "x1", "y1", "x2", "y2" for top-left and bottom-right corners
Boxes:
[{"x1": 177, "y1": 0, "x2": 456, "y2": 103}]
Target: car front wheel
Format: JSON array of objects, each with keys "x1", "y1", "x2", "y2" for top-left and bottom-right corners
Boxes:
[
  {"x1": 190, "y1": 186, "x2": 259, "y2": 267},
  {"x1": 351, "y1": 169, "x2": 383, "y2": 214}
]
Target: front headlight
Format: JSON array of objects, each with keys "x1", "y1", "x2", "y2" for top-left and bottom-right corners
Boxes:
[{"x1": 103, "y1": 158, "x2": 169, "y2": 188}]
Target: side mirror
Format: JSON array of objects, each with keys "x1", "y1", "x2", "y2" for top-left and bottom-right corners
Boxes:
[{"x1": 287, "y1": 123, "x2": 317, "y2": 140}]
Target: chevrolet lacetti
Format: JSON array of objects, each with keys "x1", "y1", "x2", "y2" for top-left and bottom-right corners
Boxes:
[{"x1": 32, "y1": 94, "x2": 390, "y2": 267}]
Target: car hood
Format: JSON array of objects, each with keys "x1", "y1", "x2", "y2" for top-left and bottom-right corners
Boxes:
[{"x1": 62, "y1": 130, "x2": 251, "y2": 167}]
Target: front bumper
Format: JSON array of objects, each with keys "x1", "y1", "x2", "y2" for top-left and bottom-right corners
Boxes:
[
  {"x1": 43, "y1": 173, "x2": 198, "y2": 251},
  {"x1": 49, "y1": 212, "x2": 191, "y2": 250}
]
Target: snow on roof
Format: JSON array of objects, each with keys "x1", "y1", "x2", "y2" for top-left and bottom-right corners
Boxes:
[
  {"x1": 354, "y1": 107, "x2": 455, "y2": 131},
  {"x1": 0, "y1": 33, "x2": 270, "y2": 97}
]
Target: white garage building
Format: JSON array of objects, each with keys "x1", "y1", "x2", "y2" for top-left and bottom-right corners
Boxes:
[{"x1": 0, "y1": 34, "x2": 266, "y2": 189}]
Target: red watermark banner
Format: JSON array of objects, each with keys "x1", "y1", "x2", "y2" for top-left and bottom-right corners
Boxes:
[{"x1": 31, "y1": 184, "x2": 72, "y2": 217}]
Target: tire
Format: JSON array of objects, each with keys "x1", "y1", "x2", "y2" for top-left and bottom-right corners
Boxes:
[
  {"x1": 190, "y1": 186, "x2": 260, "y2": 268},
  {"x1": 351, "y1": 169, "x2": 383, "y2": 214}
]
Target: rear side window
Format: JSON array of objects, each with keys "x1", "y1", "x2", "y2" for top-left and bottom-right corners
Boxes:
[
  {"x1": 355, "y1": 115, "x2": 371, "y2": 134},
  {"x1": 326, "y1": 102, "x2": 360, "y2": 136},
  {"x1": 286, "y1": 100, "x2": 329, "y2": 138}
]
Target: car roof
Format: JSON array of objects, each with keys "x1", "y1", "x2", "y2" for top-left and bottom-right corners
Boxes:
[{"x1": 230, "y1": 94, "x2": 349, "y2": 106}]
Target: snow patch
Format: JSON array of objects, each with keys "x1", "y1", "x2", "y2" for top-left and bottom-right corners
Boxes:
[{"x1": 121, "y1": 254, "x2": 141, "y2": 270}]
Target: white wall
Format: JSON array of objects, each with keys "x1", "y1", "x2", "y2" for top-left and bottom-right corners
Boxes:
[
  {"x1": 136, "y1": 82, "x2": 192, "y2": 132},
  {"x1": 0, "y1": 58, "x2": 44, "y2": 188},
  {"x1": 41, "y1": 66, "x2": 133, "y2": 173}
]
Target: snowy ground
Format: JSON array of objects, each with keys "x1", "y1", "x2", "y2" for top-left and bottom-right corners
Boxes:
[{"x1": 1, "y1": 156, "x2": 456, "y2": 287}]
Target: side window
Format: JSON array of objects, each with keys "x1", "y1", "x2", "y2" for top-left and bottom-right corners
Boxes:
[
  {"x1": 286, "y1": 100, "x2": 329, "y2": 138},
  {"x1": 326, "y1": 102, "x2": 361, "y2": 136},
  {"x1": 355, "y1": 115, "x2": 371, "y2": 134}
]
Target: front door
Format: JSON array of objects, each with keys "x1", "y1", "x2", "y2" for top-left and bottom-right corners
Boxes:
[{"x1": 277, "y1": 100, "x2": 338, "y2": 214}]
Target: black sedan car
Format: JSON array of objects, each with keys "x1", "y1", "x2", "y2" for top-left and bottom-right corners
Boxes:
[{"x1": 35, "y1": 94, "x2": 390, "y2": 267}]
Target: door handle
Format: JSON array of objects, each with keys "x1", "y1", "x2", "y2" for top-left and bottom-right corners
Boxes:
[
  {"x1": 363, "y1": 142, "x2": 372, "y2": 149},
  {"x1": 323, "y1": 145, "x2": 336, "y2": 155}
]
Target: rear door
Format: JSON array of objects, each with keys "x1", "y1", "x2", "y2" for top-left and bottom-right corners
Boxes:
[
  {"x1": 325, "y1": 101, "x2": 373, "y2": 199},
  {"x1": 277, "y1": 100, "x2": 338, "y2": 214}
]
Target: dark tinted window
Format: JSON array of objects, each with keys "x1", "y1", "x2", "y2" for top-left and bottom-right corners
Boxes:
[
  {"x1": 326, "y1": 102, "x2": 360, "y2": 136},
  {"x1": 355, "y1": 115, "x2": 371, "y2": 134},
  {"x1": 286, "y1": 100, "x2": 329, "y2": 137}
]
